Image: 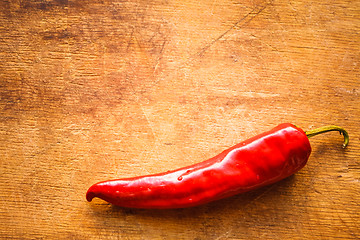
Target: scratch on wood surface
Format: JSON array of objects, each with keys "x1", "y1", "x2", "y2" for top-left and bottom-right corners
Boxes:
[
  {"x1": 214, "y1": 230, "x2": 232, "y2": 240},
  {"x1": 245, "y1": 184, "x2": 278, "y2": 206},
  {"x1": 210, "y1": 0, "x2": 218, "y2": 15},
  {"x1": 238, "y1": 91, "x2": 280, "y2": 98},
  {"x1": 126, "y1": 27, "x2": 136, "y2": 52},
  {"x1": 153, "y1": 39, "x2": 167, "y2": 74},
  {"x1": 197, "y1": 1, "x2": 272, "y2": 56},
  {"x1": 137, "y1": 102, "x2": 158, "y2": 150}
]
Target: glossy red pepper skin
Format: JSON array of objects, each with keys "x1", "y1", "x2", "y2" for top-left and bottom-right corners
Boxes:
[{"x1": 86, "y1": 123, "x2": 311, "y2": 209}]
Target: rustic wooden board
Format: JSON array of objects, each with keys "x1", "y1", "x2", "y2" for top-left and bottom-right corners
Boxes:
[{"x1": 1, "y1": 0, "x2": 359, "y2": 239}]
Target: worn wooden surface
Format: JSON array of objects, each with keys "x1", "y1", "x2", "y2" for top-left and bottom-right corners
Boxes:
[{"x1": 1, "y1": 0, "x2": 359, "y2": 239}]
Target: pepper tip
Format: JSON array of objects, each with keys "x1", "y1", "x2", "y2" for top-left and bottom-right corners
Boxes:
[
  {"x1": 86, "y1": 191, "x2": 94, "y2": 202},
  {"x1": 86, "y1": 187, "x2": 98, "y2": 202}
]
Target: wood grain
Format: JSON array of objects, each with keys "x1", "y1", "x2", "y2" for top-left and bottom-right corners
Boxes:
[{"x1": 1, "y1": 0, "x2": 359, "y2": 239}]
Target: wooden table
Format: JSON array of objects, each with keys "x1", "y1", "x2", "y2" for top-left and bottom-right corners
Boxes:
[{"x1": 1, "y1": 0, "x2": 359, "y2": 239}]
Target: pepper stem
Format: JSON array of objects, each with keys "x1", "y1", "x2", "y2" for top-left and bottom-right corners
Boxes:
[{"x1": 305, "y1": 126, "x2": 349, "y2": 148}]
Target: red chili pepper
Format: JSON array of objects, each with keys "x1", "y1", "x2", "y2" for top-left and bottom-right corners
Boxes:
[{"x1": 86, "y1": 123, "x2": 348, "y2": 209}]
